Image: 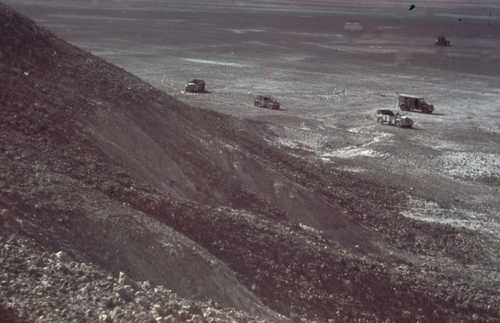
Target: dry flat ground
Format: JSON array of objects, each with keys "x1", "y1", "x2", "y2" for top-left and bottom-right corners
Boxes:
[{"x1": 2, "y1": 1, "x2": 500, "y2": 322}]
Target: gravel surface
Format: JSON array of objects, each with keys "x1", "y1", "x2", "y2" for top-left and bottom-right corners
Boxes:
[{"x1": 0, "y1": 234, "x2": 268, "y2": 323}]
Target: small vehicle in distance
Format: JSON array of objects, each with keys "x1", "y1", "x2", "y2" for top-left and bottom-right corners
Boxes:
[
  {"x1": 254, "y1": 95, "x2": 280, "y2": 110},
  {"x1": 398, "y1": 94, "x2": 434, "y2": 114},
  {"x1": 435, "y1": 35, "x2": 451, "y2": 47},
  {"x1": 184, "y1": 79, "x2": 206, "y2": 93},
  {"x1": 376, "y1": 109, "x2": 414, "y2": 128}
]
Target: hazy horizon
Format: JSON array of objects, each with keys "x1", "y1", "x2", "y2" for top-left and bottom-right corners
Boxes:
[{"x1": 7, "y1": 0, "x2": 500, "y2": 13}]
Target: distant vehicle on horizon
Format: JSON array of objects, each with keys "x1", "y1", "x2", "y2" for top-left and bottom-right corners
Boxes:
[{"x1": 435, "y1": 35, "x2": 451, "y2": 47}]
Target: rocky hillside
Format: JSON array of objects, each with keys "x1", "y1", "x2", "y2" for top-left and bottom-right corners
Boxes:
[
  {"x1": 0, "y1": 235, "x2": 270, "y2": 323},
  {"x1": 1, "y1": 2, "x2": 499, "y2": 322}
]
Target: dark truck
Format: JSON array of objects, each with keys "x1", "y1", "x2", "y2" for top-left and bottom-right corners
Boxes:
[
  {"x1": 254, "y1": 95, "x2": 280, "y2": 110},
  {"x1": 184, "y1": 79, "x2": 206, "y2": 93},
  {"x1": 435, "y1": 35, "x2": 451, "y2": 47},
  {"x1": 398, "y1": 94, "x2": 434, "y2": 114}
]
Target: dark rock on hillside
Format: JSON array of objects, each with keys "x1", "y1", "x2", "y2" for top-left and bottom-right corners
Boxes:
[{"x1": 1, "y1": 2, "x2": 499, "y2": 322}]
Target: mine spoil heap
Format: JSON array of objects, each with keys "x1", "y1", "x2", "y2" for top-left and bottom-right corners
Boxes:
[{"x1": 1, "y1": 2, "x2": 499, "y2": 323}]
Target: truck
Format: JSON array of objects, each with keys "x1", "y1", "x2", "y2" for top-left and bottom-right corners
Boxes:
[
  {"x1": 254, "y1": 95, "x2": 280, "y2": 110},
  {"x1": 435, "y1": 35, "x2": 451, "y2": 47},
  {"x1": 184, "y1": 79, "x2": 206, "y2": 93},
  {"x1": 398, "y1": 94, "x2": 434, "y2": 114},
  {"x1": 376, "y1": 109, "x2": 414, "y2": 128}
]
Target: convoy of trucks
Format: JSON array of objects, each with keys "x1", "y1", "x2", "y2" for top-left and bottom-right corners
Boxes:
[{"x1": 181, "y1": 80, "x2": 436, "y2": 129}]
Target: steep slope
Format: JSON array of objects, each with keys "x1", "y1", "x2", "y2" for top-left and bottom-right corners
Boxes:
[
  {"x1": 0, "y1": 3, "x2": 281, "y2": 320},
  {"x1": 1, "y1": 2, "x2": 500, "y2": 322}
]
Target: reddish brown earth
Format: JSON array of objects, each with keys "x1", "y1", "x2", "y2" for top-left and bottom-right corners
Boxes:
[
  {"x1": 0, "y1": 305, "x2": 31, "y2": 323},
  {"x1": 1, "y1": 2, "x2": 499, "y2": 322}
]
